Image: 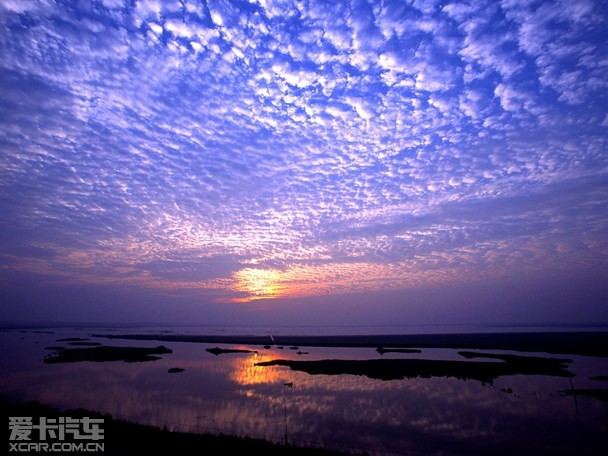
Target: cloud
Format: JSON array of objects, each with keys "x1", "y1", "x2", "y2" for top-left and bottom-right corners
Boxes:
[
  {"x1": 0, "y1": 0, "x2": 606, "y2": 309},
  {"x1": 101, "y1": 0, "x2": 125, "y2": 9},
  {"x1": 501, "y1": 0, "x2": 606, "y2": 104},
  {"x1": 494, "y1": 83, "x2": 530, "y2": 112}
]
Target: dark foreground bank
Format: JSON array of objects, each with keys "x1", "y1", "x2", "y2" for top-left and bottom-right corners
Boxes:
[
  {"x1": 0, "y1": 399, "x2": 352, "y2": 456},
  {"x1": 3, "y1": 396, "x2": 607, "y2": 456}
]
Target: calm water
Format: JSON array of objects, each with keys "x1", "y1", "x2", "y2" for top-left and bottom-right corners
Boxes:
[{"x1": 1, "y1": 326, "x2": 607, "y2": 455}]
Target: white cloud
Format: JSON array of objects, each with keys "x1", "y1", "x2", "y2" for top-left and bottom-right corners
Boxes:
[
  {"x1": 0, "y1": 0, "x2": 606, "y2": 303},
  {"x1": 494, "y1": 83, "x2": 531, "y2": 112},
  {"x1": 148, "y1": 22, "x2": 163, "y2": 35},
  {"x1": 442, "y1": 2, "x2": 473, "y2": 21},
  {"x1": 164, "y1": 20, "x2": 196, "y2": 38},
  {"x1": 428, "y1": 95, "x2": 453, "y2": 114},
  {"x1": 458, "y1": 90, "x2": 482, "y2": 119},
  {"x1": 0, "y1": 0, "x2": 41, "y2": 13},
  {"x1": 415, "y1": 64, "x2": 454, "y2": 92},
  {"x1": 101, "y1": 0, "x2": 124, "y2": 8},
  {"x1": 346, "y1": 97, "x2": 376, "y2": 120}
]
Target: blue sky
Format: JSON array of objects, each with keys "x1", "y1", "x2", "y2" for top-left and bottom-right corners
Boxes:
[{"x1": 0, "y1": 0, "x2": 607, "y2": 325}]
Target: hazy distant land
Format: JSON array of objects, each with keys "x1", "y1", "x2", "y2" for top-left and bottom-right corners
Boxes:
[{"x1": 94, "y1": 331, "x2": 608, "y2": 357}]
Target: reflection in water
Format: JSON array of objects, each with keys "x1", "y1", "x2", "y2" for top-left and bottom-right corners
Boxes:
[
  {"x1": 232, "y1": 352, "x2": 290, "y2": 385},
  {"x1": 1, "y1": 331, "x2": 607, "y2": 455}
]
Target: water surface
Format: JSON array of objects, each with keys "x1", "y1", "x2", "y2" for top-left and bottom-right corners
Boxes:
[{"x1": 1, "y1": 327, "x2": 607, "y2": 455}]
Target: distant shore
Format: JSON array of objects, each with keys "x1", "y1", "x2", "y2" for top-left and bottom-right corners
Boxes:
[{"x1": 93, "y1": 331, "x2": 608, "y2": 357}]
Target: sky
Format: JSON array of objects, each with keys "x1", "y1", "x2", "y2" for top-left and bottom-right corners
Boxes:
[{"x1": 0, "y1": 0, "x2": 607, "y2": 326}]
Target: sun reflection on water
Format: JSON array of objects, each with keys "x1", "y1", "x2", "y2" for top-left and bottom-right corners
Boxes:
[{"x1": 231, "y1": 351, "x2": 291, "y2": 385}]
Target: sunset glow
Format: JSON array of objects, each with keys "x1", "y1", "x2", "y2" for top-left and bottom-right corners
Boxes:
[
  {"x1": 234, "y1": 268, "x2": 284, "y2": 302},
  {"x1": 0, "y1": 0, "x2": 606, "y2": 324}
]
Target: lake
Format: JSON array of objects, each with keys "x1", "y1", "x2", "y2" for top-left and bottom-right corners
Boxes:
[{"x1": 1, "y1": 325, "x2": 607, "y2": 455}]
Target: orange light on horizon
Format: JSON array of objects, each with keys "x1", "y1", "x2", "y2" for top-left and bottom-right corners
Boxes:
[{"x1": 233, "y1": 268, "x2": 285, "y2": 302}]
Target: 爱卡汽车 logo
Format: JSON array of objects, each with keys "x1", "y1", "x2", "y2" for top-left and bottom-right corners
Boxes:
[{"x1": 8, "y1": 416, "x2": 104, "y2": 452}]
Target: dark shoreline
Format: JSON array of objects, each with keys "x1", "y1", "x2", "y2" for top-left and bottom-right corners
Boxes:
[
  {"x1": 43, "y1": 345, "x2": 173, "y2": 363},
  {"x1": 255, "y1": 352, "x2": 574, "y2": 384},
  {"x1": 92, "y1": 331, "x2": 608, "y2": 357}
]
